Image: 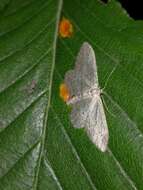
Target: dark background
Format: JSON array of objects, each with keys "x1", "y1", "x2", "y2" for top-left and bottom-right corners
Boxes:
[{"x1": 102, "y1": 0, "x2": 143, "y2": 20}]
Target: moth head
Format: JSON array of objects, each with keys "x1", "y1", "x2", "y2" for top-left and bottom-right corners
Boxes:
[{"x1": 59, "y1": 83, "x2": 70, "y2": 102}]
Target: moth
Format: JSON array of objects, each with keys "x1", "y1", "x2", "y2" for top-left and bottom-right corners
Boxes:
[{"x1": 64, "y1": 42, "x2": 109, "y2": 152}]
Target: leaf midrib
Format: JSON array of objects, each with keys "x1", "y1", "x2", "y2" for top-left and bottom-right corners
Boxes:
[
  {"x1": 33, "y1": 0, "x2": 63, "y2": 189},
  {"x1": 0, "y1": 0, "x2": 62, "y2": 189}
]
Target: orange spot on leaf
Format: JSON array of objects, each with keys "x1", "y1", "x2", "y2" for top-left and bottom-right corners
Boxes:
[
  {"x1": 59, "y1": 17, "x2": 73, "y2": 38},
  {"x1": 60, "y1": 83, "x2": 70, "y2": 102}
]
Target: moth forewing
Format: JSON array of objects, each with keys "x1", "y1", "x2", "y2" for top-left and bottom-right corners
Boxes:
[
  {"x1": 70, "y1": 97, "x2": 92, "y2": 129},
  {"x1": 85, "y1": 97, "x2": 109, "y2": 152}
]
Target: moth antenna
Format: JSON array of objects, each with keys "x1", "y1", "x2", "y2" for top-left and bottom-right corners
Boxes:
[
  {"x1": 102, "y1": 63, "x2": 119, "y2": 91},
  {"x1": 101, "y1": 95, "x2": 116, "y2": 118}
]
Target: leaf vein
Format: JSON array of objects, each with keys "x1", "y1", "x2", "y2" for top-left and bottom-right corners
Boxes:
[
  {"x1": 0, "y1": 15, "x2": 55, "y2": 63},
  {"x1": 44, "y1": 157, "x2": 64, "y2": 190},
  {"x1": 0, "y1": 47, "x2": 52, "y2": 95},
  {"x1": 0, "y1": 140, "x2": 41, "y2": 180},
  {"x1": 107, "y1": 148, "x2": 137, "y2": 190},
  {"x1": 52, "y1": 107, "x2": 98, "y2": 190},
  {"x1": 0, "y1": 0, "x2": 53, "y2": 37}
]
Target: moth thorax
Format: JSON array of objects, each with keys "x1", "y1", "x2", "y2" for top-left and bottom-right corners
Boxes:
[
  {"x1": 85, "y1": 87, "x2": 100, "y2": 98},
  {"x1": 67, "y1": 87, "x2": 100, "y2": 105}
]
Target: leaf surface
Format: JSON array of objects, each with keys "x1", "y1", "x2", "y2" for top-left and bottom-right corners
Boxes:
[
  {"x1": 0, "y1": 0, "x2": 62, "y2": 189},
  {"x1": 0, "y1": 0, "x2": 143, "y2": 190}
]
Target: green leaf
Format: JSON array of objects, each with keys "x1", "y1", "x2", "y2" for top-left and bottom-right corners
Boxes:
[
  {"x1": 49, "y1": 1, "x2": 143, "y2": 190},
  {"x1": 0, "y1": 0, "x2": 143, "y2": 190},
  {"x1": 0, "y1": 0, "x2": 62, "y2": 189}
]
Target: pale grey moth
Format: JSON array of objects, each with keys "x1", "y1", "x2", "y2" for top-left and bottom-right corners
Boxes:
[{"x1": 64, "y1": 42, "x2": 109, "y2": 152}]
